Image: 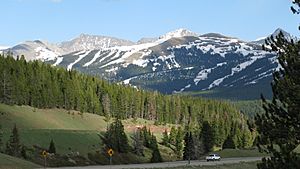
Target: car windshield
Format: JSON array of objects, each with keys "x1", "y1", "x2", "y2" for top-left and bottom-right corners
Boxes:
[{"x1": 209, "y1": 154, "x2": 215, "y2": 156}]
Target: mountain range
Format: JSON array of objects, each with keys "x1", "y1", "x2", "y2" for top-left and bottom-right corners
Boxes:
[{"x1": 2, "y1": 28, "x2": 295, "y2": 100}]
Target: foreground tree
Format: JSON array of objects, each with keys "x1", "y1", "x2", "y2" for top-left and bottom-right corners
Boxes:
[
  {"x1": 201, "y1": 121, "x2": 214, "y2": 153},
  {"x1": 183, "y1": 132, "x2": 196, "y2": 161},
  {"x1": 101, "y1": 118, "x2": 130, "y2": 153},
  {"x1": 132, "y1": 128, "x2": 144, "y2": 156},
  {"x1": 223, "y1": 135, "x2": 236, "y2": 149},
  {"x1": 150, "y1": 134, "x2": 162, "y2": 163},
  {"x1": 48, "y1": 139, "x2": 56, "y2": 154},
  {"x1": 161, "y1": 129, "x2": 169, "y2": 146},
  {"x1": 5, "y1": 124, "x2": 21, "y2": 157},
  {"x1": 174, "y1": 127, "x2": 184, "y2": 159},
  {"x1": 255, "y1": 2, "x2": 300, "y2": 168}
]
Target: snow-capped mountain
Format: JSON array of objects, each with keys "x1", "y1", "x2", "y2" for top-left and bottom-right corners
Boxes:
[
  {"x1": 60, "y1": 34, "x2": 135, "y2": 52},
  {"x1": 137, "y1": 37, "x2": 159, "y2": 44},
  {"x1": 252, "y1": 28, "x2": 297, "y2": 44},
  {"x1": 3, "y1": 40, "x2": 65, "y2": 61},
  {"x1": 2, "y1": 33, "x2": 136, "y2": 61},
  {"x1": 43, "y1": 28, "x2": 288, "y2": 100},
  {"x1": 159, "y1": 28, "x2": 198, "y2": 40},
  {"x1": 3, "y1": 28, "x2": 293, "y2": 100}
]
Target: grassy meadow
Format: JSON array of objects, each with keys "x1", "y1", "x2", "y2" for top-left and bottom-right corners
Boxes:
[{"x1": 0, "y1": 153, "x2": 40, "y2": 169}]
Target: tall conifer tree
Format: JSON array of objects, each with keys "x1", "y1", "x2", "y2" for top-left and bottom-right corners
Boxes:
[
  {"x1": 5, "y1": 124, "x2": 21, "y2": 157},
  {"x1": 255, "y1": 1, "x2": 300, "y2": 168}
]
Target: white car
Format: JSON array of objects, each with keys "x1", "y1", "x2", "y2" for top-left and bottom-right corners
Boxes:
[{"x1": 206, "y1": 154, "x2": 221, "y2": 161}]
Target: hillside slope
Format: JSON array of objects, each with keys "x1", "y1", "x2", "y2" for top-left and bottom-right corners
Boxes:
[
  {"x1": 0, "y1": 104, "x2": 173, "y2": 156},
  {"x1": 0, "y1": 153, "x2": 40, "y2": 169}
]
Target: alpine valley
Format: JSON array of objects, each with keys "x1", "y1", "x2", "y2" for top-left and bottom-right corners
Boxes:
[{"x1": 3, "y1": 28, "x2": 295, "y2": 100}]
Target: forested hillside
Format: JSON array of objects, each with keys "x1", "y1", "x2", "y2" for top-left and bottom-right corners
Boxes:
[{"x1": 0, "y1": 53, "x2": 254, "y2": 148}]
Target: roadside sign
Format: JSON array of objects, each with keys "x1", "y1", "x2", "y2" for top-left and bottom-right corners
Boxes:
[
  {"x1": 42, "y1": 150, "x2": 48, "y2": 169},
  {"x1": 42, "y1": 150, "x2": 48, "y2": 157},
  {"x1": 107, "y1": 148, "x2": 114, "y2": 156}
]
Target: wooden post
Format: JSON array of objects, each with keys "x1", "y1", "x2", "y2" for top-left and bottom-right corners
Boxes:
[{"x1": 44, "y1": 156, "x2": 46, "y2": 169}]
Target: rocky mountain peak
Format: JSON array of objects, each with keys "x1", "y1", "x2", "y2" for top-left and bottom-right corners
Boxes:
[
  {"x1": 159, "y1": 28, "x2": 199, "y2": 40},
  {"x1": 59, "y1": 33, "x2": 135, "y2": 52}
]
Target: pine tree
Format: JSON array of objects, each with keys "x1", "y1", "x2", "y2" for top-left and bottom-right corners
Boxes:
[
  {"x1": 21, "y1": 145, "x2": 27, "y2": 159},
  {"x1": 223, "y1": 135, "x2": 236, "y2": 149},
  {"x1": 102, "y1": 93, "x2": 111, "y2": 121},
  {"x1": 255, "y1": 2, "x2": 300, "y2": 168},
  {"x1": 0, "y1": 67, "x2": 13, "y2": 104},
  {"x1": 161, "y1": 129, "x2": 169, "y2": 146},
  {"x1": 194, "y1": 132, "x2": 205, "y2": 158},
  {"x1": 201, "y1": 121, "x2": 214, "y2": 153},
  {"x1": 5, "y1": 124, "x2": 21, "y2": 157},
  {"x1": 132, "y1": 128, "x2": 144, "y2": 156},
  {"x1": 102, "y1": 118, "x2": 130, "y2": 153},
  {"x1": 174, "y1": 127, "x2": 184, "y2": 159},
  {"x1": 141, "y1": 126, "x2": 152, "y2": 148},
  {"x1": 48, "y1": 139, "x2": 56, "y2": 154},
  {"x1": 150, "y1": 135, "x2": 162, "y2": 163},
  {"x1": 169, "y1": 126, "x2": 177, "y2": 145},
  {"x1": 151, "y1": 148, "x2": 162, "y2": 163},
  {"x1": 183, "y1": 132, "x2": 196, "y2": 161}
]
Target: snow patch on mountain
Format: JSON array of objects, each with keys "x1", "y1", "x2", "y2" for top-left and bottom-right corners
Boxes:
[
  {"x1": 173, "y1": 84, "x2": 191, "y2": 93},
  {"x1": 98, "y1": 50, "x2": 117, "y2": 63},
  {"x1": 100, "y1": 38, "x2": 169, "y2": 68},
  {"x1": 137, "y1": 37, "x2": 158, "y2": 44},
  {"x1": 173, "y1": 36, "x2": 249, "y2": 58},
  {"x1": 159, "y1": 28, "x2": 198, "y2": 40},
  {"x1": 246, "y1": 70, "x2": 273, "y2": 85},
  {"x1": 207, "y1": 54, "x2": 268, "y2": 89},
  {"x1": 158, "y1": 52, "x2": 180, "y2": 69},
  {"x1": 123, "y1": 76, "x2": 139, "y2": 85},
  {"x1": 194, "y1": 62, "x2": 227, "y2": 85},
  {"x1": 67, "y1": 50, "x2": 92, "y2": 70},
  {"x1": 34, "y1": 47, "x2": 60, "y2": 61},
  {"x1": 253, "y1": 28, "x2": 298, "y2": 44},
  {"x1": 83, "y1": 50, "x2": 102, "y2": 67},
  {"x1": 0, "y1": 46, "x2": 9, "y2": 50},
  {"x1": 105, "y1": 66, "x2": 119, "y2": 73},
  {"x1": 255, "y1": 36, "x2": 267, "y2": 41},
  {"x1": 53, "y1": 57, "x2": 63, "y2": 66},
  {"x1": 60, "y1": 34, "x2": 135, "y2": 52}
]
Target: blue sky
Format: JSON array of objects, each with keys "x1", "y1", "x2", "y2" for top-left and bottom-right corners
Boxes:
[{"x1": 0, "y1": 0, "x2": 299, "y2": 46}]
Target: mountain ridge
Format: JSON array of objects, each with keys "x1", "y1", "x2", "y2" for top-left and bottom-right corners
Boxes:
[
  {"x1": 1, "y1": 28, "x2": 294, "y2": 100},
  {"x1": 2, "y1": 28, "x2": 292, "y2": 61}
]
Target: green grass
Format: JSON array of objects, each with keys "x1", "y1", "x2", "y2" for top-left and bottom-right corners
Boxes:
[
  {"x1": 0, "y1": 104, "x2": 107, "y2": 131},
  {"x1": 0, "y1": 153, "x2": 40, "y2": 169},
  {"x1": 0, "y1": 103, "x2": 175, "y2": 158},
  {"x1": 0, "y1": 103, "x2": 272, "y2": 167},
  {"x1": 2, "y1": 129, "x2": 102, "y2": 156},
  {"x1": 0, "y1": 104, "x2": 108, "y2": 157},
  {"x1": 211, "y1": 149, "x2": 267, "y2": 158}
]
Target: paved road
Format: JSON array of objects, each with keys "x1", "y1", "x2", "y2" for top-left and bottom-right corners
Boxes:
[{"x1": 48, "y1": 157, "x2": 262, "y2": 169}]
